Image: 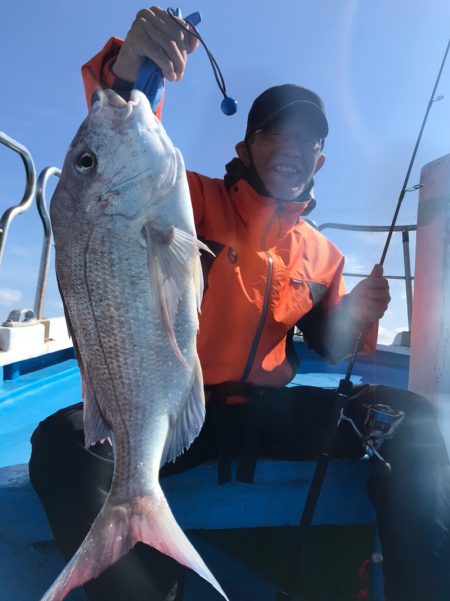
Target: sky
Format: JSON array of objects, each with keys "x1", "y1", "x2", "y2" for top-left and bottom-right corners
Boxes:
[{"x1": 1, "y1": 0, "x2": 450, "y2": 345}]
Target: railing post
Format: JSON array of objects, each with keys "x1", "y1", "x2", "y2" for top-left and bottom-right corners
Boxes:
[
  {"x1": 0, "y1": 132, "x2": 36, "y2": 270},
  {"x1": 402, "y1": 228, "x2": 413, "y2": 333},
  {"x1": 318, "y1": 223, "x2": 416, "y2": 339},
  {"x1": 34, "y1": 167, "x2": 61, "y2": 319}
]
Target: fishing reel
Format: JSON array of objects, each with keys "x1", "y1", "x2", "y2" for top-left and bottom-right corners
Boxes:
[{"x1": 339, "y1": 403, "x2": 405, "y2": 474}]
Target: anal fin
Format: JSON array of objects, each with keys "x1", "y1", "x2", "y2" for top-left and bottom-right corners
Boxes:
[{"x1": 82, "y1": 375, "x2": 111, "y2": 448}]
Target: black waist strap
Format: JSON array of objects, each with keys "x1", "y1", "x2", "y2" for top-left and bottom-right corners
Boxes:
[
  {"x1": 236, "y1": 388, "x2": 267, "y2": 483},
  {"x1": 205, "y1": 383, "x2": 271, "y2": 484}
]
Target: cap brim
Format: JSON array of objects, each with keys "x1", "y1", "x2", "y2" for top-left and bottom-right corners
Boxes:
[{"x1": 253, "y1": 100, "x2": 329, "y2": 139}]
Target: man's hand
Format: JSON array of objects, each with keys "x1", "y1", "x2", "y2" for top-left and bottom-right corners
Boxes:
[
  {"x1": 347, "y1": 264, "x2": 391, "y2": 323},
  {"x1": 113, "y1": 6, "x2": 199, "y2": 83}
]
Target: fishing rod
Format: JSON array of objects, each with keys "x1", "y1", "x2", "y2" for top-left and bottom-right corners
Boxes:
[
  {"x1": 276, "y1": 37, "x2": 450, "y2": 601},
  {"x1": 342, "y1": 36, "x2": 450, "y2": 388}
]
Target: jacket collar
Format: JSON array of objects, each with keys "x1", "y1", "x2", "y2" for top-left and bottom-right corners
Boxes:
[
  {"x1": 224, "y1": 157, "x2": 317, "y2": 216},
  {"x1": 230, "y1": 180, "x2": 317, "y2": 234},
  {"x1": 224, "y1": 158, "x2": 317, "y2": 215}
]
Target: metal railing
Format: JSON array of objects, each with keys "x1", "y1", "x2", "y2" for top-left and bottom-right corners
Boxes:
[
  {"x1": 318, "y1": 223, "x2": 416, "y2": 333},
  {"x1": 0, "y1": 132, "x2": 36, "y2": 270},
  {"x1": 0, "y1": 132, "x2": 417, "y2": 334},
  {"x1": 34, "y1": 167, "x2": 61, "y2": 318},
  {"x1": 1, "y1": 131, "x2": 61, "y2": 319}
]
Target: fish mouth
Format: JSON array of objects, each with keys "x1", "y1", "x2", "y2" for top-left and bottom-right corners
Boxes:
[
  {"x1": 103, "y1": 89, "x2": 129, "y2": 108},
  {"x1": 129, "y1": 89, "x2": 144, "y2": 106},
  {"x1": 94, "y1": 89, "x2": 145, "y2": 118}
]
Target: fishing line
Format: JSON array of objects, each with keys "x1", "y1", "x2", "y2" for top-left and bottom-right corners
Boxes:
[
  {"x1": 343, "y1": 37, "x2": 450, "y2": 387},
  {"x1": 276, "y1": 37, "x2": 450, "y2": 601},
  {"x1": 380, "y1": 38, "x2": 450, "y2": 266}
]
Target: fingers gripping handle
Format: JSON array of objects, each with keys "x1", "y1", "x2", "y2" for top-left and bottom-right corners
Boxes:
[{"x1": 133, "y1": 9, "x2": 201, "y2": 112}]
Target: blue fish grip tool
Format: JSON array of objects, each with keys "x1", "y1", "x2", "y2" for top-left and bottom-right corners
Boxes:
[
  {"x1": 133, "y1": 9, "x2": 201, "y2": 112},
  {"x1": 133, "y1": 7, "x2": 237, "y2": 115}
]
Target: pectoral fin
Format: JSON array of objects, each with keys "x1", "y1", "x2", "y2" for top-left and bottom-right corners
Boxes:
[{"x1": 143, "y1": 224, "x2": 212, "y2": 366}]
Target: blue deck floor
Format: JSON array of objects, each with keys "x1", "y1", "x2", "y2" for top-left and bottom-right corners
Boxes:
[
  {"x1": 0, "y1": 341, "x2": 409, "y2": 469},
  {"x1": 0, "y1": 341, "x2": 407, "y2": 600}
]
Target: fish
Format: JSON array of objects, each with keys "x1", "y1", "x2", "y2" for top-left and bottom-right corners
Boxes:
[{"x1": 41, "y1": 88, "x2": 227, "y2": 601}]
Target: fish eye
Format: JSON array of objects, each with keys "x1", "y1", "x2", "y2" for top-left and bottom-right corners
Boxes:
[{"x1": 75, "y1": 151, "x2": 97, "y2": 173}]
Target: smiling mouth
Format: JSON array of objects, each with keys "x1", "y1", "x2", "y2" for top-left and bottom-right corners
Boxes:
[{"x1": 272, "y1": 164, "x2": 300, "y2": 175}]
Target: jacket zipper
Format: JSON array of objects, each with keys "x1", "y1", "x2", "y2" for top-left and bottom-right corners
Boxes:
[
  {"x1": 240, "y1": 252, "x2": 273, "y2": 382},
  {"x1": 260, "y1": 201, "x2": 284, "y2": 248},
  {"x1": 239, "y1": 203, "x2": 284, "y2": 382}
]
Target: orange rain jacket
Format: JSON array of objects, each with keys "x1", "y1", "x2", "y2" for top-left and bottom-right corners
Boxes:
[{"x1": 81, "y1": 38, "x2": 377, "y2": 390}]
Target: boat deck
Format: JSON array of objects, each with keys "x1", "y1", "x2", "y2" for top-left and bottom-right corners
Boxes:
[{"x1": 0, "y1": 340, "x2": 408, "y2": 600}]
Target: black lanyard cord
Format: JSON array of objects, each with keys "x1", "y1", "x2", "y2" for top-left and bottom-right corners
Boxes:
[{"x1": 166, "y1": 8, "x2": 237, "y2": 114}]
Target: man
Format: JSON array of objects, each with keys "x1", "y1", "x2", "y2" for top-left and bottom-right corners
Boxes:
[{"x1": 30, "y1": 7, "x2": 450, "y2": 601}]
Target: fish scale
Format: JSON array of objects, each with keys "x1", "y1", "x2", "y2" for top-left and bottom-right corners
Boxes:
[
  {"x1": 85, "y1": 224, "x2": 194, "y2": 420},
  {"x1": 55, "y1": 226, "x2": 120, "y2": 416},
  {"x1": 42, "y1": 88, "x2": 228, "y2": 601}
]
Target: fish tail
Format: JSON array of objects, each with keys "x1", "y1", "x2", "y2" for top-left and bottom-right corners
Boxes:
[
  {"x1": 129, "y1": 492, "x2": 229, "y2": 600},
  {"x1": 40, "y1": 491, "x2": 228, "y2": 601}
]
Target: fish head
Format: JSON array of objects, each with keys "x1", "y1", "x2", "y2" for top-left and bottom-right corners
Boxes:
[{"x1": 51, "y1": 89, "x2": 178, "y2": 226}]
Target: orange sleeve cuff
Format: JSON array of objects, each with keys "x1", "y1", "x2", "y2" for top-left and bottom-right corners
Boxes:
[
  {"x1": 81, "y1": 37, "x2": 124, "y2": 109},
  {"x1": 186, "y1": 171, "x2": 206, "y2": 233},
  {"x1": 80, "y1": 36, "x2": 164, "y2": 120}
]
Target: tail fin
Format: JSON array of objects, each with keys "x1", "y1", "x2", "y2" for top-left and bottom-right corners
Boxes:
[{"x1": 40, "y1": 491, "x2": 228, "y2": 601}]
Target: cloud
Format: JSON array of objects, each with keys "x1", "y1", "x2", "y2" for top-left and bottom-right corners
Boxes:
[
  {"x1": 0, "y1": 288, "x2": 23, "y2": 305},
  {"x1": 377, "y1": 325, "x2": 406, "y2": 346},
  {"x1": 344, "y1": 254, "x2": 367, "y2": 274},
  {"x1": 9, "y1": 245, "x2": 33, "y2": 258},
  {"x1": 352, "y1": 230, "x2": 386, "y2": 249}
]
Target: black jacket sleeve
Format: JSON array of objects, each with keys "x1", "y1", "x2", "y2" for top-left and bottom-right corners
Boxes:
[{"x1": 297, "y1": 295, "x2": 369, "y2": 364}]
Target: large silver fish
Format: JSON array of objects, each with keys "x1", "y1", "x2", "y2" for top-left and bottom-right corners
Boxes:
[{"x1": 41, "y1": 89, "x2": 227, "y2": 601}]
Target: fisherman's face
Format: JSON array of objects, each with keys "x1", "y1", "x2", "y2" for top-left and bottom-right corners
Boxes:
[{"x1": 236, "y1": 115, "x2": 325, "y2": 202}]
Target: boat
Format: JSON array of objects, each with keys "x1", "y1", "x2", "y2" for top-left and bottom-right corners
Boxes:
[{"x1": 1, "y1": 131, "x2": 449, "y2": 601}]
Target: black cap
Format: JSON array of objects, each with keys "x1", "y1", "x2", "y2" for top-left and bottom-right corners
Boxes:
[{"x1": 245, "y1": 84, "x2": 328, "y2": 140}]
